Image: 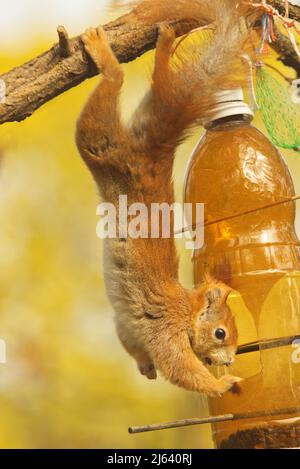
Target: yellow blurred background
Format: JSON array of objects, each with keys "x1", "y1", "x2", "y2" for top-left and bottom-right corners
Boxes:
[{"x1": 0, "y1": 0, "x2": 299, "y2": 449}]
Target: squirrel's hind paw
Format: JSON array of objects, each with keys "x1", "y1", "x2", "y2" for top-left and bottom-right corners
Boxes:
[
  {"x1": 82, "y1": 27, "x2": 105, "y2": 51},
  {"x1": 82, "y1": 27, "x2": 104, "y2": 65},
  {"x1": 156, "y1": 25, "x2": 176, "y2": 55},
  {"x1": 81, "y1": 27, "x2": 123, "y2": 82}
]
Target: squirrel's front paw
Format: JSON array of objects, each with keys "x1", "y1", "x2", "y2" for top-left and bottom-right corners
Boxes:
[
  {"x1": 138, "y1": 362, "x2": 157, "y2": 380},
  {"x1": 209, "y1": 375, "x2": 243, "y2": 397}
]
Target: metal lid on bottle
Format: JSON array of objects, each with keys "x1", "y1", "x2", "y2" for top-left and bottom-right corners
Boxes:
[{"x1": 203, "y1": 88, "x2": 254, "y2": 127}]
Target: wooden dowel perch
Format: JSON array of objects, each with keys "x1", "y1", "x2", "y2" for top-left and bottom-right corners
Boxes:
[
  {"x1": 129, "y1": 406, "x2": 300, "y2": 434},
  {"x1": 0, "y1": 1, "x2": 299, "y2": 125}
]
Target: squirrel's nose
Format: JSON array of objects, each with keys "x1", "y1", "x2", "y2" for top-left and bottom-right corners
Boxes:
[{"x1": 225, "y1": 358, "x2": 234, "y2": 367}]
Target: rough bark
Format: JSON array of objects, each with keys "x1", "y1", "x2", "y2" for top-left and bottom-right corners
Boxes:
[
  {"x1": 272, "y1": 0, "x2": 300, "y2": 19},
  {"x1": 0, "y1": 1, "x2": 299, "y2": 125},
  {"x1": 0, "y1": 14, "x2": 197, "y2": 125}
]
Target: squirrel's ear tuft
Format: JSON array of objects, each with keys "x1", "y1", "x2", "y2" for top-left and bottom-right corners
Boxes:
[
  {"x1": 204, "y1": 273, "x2": 232, "y2": 305},
  {"x1": 205, "y1": 282, "x2": 232, "y2": 307},
  {"x1": 206, "y1": 287, "x2": 222, "y2": 306},
  {"x1": 197, "y1": 284, "x2": 233, "y2": 322},
  {"x1": 192, "y1": 280, "x2": 233, "y2": 322}
]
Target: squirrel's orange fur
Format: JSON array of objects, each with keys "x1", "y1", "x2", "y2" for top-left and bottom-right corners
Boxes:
[{"x1": 75, "y1": 1, "x2": 251, "y2": 396}]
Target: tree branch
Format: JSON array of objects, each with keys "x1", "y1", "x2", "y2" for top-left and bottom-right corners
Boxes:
[
  {"x1": 0, "y1": 14, "x2": 197, "y2": 125},
  {"x1": 272, "y1": 25, "x2": 300, "y2": 77},
  {"x1": 271, "y1": 0, "x2": 300, "y2": 20},
  {"x1": 0, "y1": 1, "x2": 299, "y2": 125}
]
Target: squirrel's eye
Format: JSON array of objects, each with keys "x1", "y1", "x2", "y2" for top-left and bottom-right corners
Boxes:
[{"x1": 215, "y1": 328, "x2": 226, "y2": 340}]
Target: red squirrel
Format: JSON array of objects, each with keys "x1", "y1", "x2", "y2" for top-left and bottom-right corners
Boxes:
[{"x1": 76, "y1": 1, "x2": 251, "y2": 396}]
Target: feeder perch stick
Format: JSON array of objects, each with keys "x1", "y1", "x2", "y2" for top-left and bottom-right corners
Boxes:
[{"x1": 129, "y1": 406, "x2": 300, "y2": 434}]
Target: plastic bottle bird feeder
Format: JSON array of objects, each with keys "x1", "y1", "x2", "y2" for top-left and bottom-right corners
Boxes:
[{"x1": 183, "y1": 89, "x2": 300, "y2": 449}]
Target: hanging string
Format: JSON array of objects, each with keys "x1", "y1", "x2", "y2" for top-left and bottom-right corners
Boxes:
[
  {"x1": 268, "y1": 10, "x2": 276, "y2": 42},
  {"x1": 248, "y1": 0, "x2": 300, "y2": 58},
  {"x1": 257, "y1": 13, "x2": 269, "y2": 53},
  {"x1": 285, "y1": 0, "x2": 289, "y2": 19},
  {"x1": 242, "y1": 54, "x2": 260, "y2": 111}
]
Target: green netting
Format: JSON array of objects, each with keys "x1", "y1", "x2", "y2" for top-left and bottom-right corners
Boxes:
[{"x1": 256, "y1": 68, "x2": 300, "y2": 151}]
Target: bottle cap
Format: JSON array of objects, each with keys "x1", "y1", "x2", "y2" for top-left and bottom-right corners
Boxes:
[{"x1": 203, "y1": 88, "x2": 254, "y2": 127}]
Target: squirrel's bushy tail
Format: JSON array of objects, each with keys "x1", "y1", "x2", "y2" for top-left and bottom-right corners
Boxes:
[
  {"x1": 127, "y1": 0, "x2": 254, "y2": 27},
  {"x1": 128, "y1": 0, "x2": 257, "y2": 148}
]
